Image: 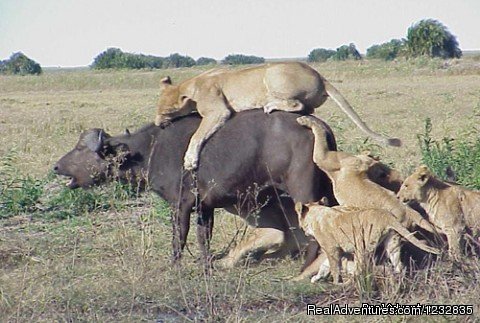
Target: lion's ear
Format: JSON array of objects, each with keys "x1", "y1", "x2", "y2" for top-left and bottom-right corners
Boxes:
[
  {"x1": 160, "y1": 76, "x2": 172, "y2": 87},
  {"x1": 416, "y1": 165, "x2": 430, "y2": 185}
]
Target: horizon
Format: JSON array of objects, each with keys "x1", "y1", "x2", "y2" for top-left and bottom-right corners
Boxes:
[{"x1": 1, "y1": 0, "x2": 479, "y2": 68}]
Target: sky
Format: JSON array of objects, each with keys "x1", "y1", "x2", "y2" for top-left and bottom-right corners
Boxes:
[{"x1": 0, "y1": 0, "x2": 479, "y2": 67}]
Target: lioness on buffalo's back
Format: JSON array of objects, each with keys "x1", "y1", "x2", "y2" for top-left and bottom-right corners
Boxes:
[{"x1": 155, "y1": 62, "x2": 401, "y2": 170}]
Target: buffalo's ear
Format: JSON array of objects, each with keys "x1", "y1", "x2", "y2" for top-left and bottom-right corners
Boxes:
[
  {"x1": 83, "y1": 129, "x2": 109, "y2": 153},
  {"x1": 103, "y1": 137, "x2": 131, "y2": 160}
]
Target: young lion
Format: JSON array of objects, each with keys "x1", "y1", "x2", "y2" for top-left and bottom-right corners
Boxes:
[
  {"x1": 155, "y1": 62, "x2": 400, "y2": 170},
  {"x1": 398, "y1": 165, "x2": 480, "y2": 259},
  {"x1": 296, "y1": 116, "x2": 436, "y2": 234},
  {"x1": 295, "y1": 203, "x2": 440, "y2": 284}
]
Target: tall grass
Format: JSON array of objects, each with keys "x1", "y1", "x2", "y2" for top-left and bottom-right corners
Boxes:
[{"x1": 418, "y1": 117, "x2": 480, "y2": 189}]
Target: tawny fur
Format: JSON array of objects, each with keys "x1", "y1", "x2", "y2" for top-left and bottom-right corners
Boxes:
[
  {"x1": 295, "y1": 203, "x2": 440, "y2": 284},
  {"x1": 296, "y1": 115, "x2": 436, "y2": 234},
  {"x1": 218, "y1": 154, "x2": 403, "y2": 269},
  {"x1": 155, "y1": 62, "x2": 400, "y2": 170},
  {"x1": 398, "y1": 165, "x2": 480, "y2": 259}
]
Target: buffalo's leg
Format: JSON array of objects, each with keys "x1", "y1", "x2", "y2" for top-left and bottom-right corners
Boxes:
[
  {"x1": 197, "y1": 206, "x2": 215, "y2": 266},
  {"x1": 172, "y1": 201, "x2": 194, "y2": 263}
]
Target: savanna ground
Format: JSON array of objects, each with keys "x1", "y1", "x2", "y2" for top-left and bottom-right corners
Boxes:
[{"x1": 1, "y1": 58, "x2": 480, "y2": 322}]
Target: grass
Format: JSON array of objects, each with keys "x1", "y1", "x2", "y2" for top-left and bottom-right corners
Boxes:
[{"x1": 1, "y1": 58, "x2": 480, "y2": 321}]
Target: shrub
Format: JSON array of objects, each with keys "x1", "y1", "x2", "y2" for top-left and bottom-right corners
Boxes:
[
  {"x1": 406, "y1": 19, "x2": 462, "y2": 59},
  {"x1": 418, "y1": 118, "x2": 480, "y2": 189},
  {"x1": 162, "y1": 53, "x2": 196, "y2": 68},
  {"x1": 196, "y1": 57, "x2": 217, "y2": 65},
  {"x1": 91, "y1": 49, "x2": 192, "y2": 70},
  {"x1": 0, "y1": 52, "x2": 42, "y2": 75},
  {"x1": 366, "y1": 39, "x2": 406, "y2": 61},
  {"x1": 332, "y1": 43, "x2": 362, "y2": 61},
  {"x1": 307, "y1": 48, "x2": 336, "y2": 62},
  {"x1": 222, "y1": 54, "x2": 265, "y2": 65}
]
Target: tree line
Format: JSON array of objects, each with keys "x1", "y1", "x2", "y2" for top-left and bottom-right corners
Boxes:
[{"x1": 1, "y1": 19, "x2": 463, "y2": 75}]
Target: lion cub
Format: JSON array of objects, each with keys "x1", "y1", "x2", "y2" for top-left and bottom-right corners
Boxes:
[
  {"x1": 398, "y1": 165, "x2": 480, "y2": 259},
  {"x1": 155, "y1": 62, "x2": 400, "y2": 170},
  {"x1": 295, "y1": 203, "x2": 440, "y2": 284},
  {"x1": 296, "y1": 116, "x2": 436, "y2": 234}
]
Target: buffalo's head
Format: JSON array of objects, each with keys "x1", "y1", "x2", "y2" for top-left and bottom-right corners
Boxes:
[{"x1": 53, "y1": 129, "x2": 131, "y2": 189}]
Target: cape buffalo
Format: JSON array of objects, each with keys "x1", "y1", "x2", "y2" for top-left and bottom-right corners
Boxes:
[{"x1": 54, "y1": 110, "x2": 337, "y2": 264}]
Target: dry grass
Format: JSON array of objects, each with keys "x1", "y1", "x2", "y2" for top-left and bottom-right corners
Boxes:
[{"x1": 1, "y1": 58, "x2": 480, "y2": 321}]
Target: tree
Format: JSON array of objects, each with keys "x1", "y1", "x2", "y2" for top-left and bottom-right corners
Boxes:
[
  {"x1": 332, "y1": 43, "x2": 362, "y2": 61},
  {"x1": 0, "y1": 52, "x2": 42, "y2": 75},
  {"x1": 406, "y1": 19, "x2": 461, "y2": 59},
  {"x1": 163, "y1": 53, "x2": 196, "y2": 68},
  {"x1": 307, "y1": 48, "x2": 336, "y2": 62},
  {"x1": 366, "y1": 39, "x2": 406, "y2": 61},
  {"x1": 91, "y1": 48, "x2": 125, "y2": 69},
  {"x1": 196, "y1": 57, "x2": 217, "y2": 65},
  {"x1": 222, "y1": 54, "x2": 265, "y2": 65}
]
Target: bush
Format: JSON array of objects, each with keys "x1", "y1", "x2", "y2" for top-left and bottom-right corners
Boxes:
[
  {"x1": 332, "y1": 43, "x2": 362, "y2": 61},
  {"x1": 162, "y1": 53, "x2": 196, "y2": 68},
  {"x1": 196, "y1": 57, "x2": 217, "y2": 65},
  {"x1": 222, "y1": 54, "x2": 265, "y2": 65},
  {"x1": 0, "y1": 52, "x2": 42, "y2": 75},
  {"x1": 91, "y1": 49, "x2": 192, "y2": 70},
  {"x1": 406, "y1": 19, "x2": 462, "y2": 59},
  {"x1": 418, "y1": 118, "x2": 480, "y2": 189},
  {"x1": 366, "y1": 39, "x2": 406, "y2": 61},
  {"x1": 307, "y1": 48, "x2": 336, "y2": 62}
]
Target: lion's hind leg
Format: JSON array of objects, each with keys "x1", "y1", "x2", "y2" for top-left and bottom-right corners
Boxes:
[{"x1": 263, "y1": 98, "x2": 305, "y2": 114}]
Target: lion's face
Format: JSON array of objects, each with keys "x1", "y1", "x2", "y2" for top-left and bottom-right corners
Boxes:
[
  {"x1": 397, "y1": 166, "x2": 431, "y2": 203},
  {"x1": 155, "y1": 77, "x2": 197, "y2": 126}
]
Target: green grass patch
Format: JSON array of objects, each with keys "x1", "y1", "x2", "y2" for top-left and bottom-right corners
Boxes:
[
  {"x1": 418, "y1": 117, "x2": 480, "y2": 189},
  {"x1": 0, "y1": 151, "x2": 171, "y2": 221}
]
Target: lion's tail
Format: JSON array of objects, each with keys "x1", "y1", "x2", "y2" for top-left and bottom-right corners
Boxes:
[
  {"x1": 323, "y1": 80, "x2": 401, "y2": 147},
  {"x1": 390, "y1": 221, "x2": 441, "y2": 255}
]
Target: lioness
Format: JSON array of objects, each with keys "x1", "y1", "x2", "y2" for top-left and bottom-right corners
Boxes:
[
  {"x1": 155, "y1": 62, "x2": 401, "y2": 170},
  {"x1": 296, "y1": 115, "x2": 436, "y2": 234},
  {"x1": 295, "y1": 203, "x2": 440, "y2": 284},
  {"x1": 398, "y1": 165, "x2": 480, "y2": 259}
]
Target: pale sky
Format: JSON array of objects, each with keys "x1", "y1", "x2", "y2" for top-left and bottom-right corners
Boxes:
[{"x1": 1, "y1": 0, "x2": 479, "y2": 67}]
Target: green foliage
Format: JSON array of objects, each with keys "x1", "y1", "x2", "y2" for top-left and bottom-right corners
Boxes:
[
  {"x1": 0, "y1": 52, "x2": 42, "y2": 75},
  {"x1": 0, "y1": 152, "x2": 43, "y2": 217},
  {"x1": 196, "y1": 57, "x2": 217, "y2": 66},
  {"x1": 366, "y1": 39, "x2": 406, "y2": 61},
  {"x1": 418, "y1": 118, "x2": 480, "y2": 189},
  {"x1": 222, "y1": 54, "x2": 265, "y2": 65},
  {"x1": 162, "y1": 53, "x2": 196, "y2": 68},
  {"x1": 0, "y1": 152, "x2": 171, "y2": 220},
  {"x1": 406, "y1": 19, "x2": 462, "y2": 59},
  {"x1": 91, "y1": 48, "x2": 196, "y2": 70},
  {"x1": 332, "y1": 43, "x2": 362, "y2": 61},
  {"x1": 307, "y1": 48, "x2": 336, "y2": 63}
]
